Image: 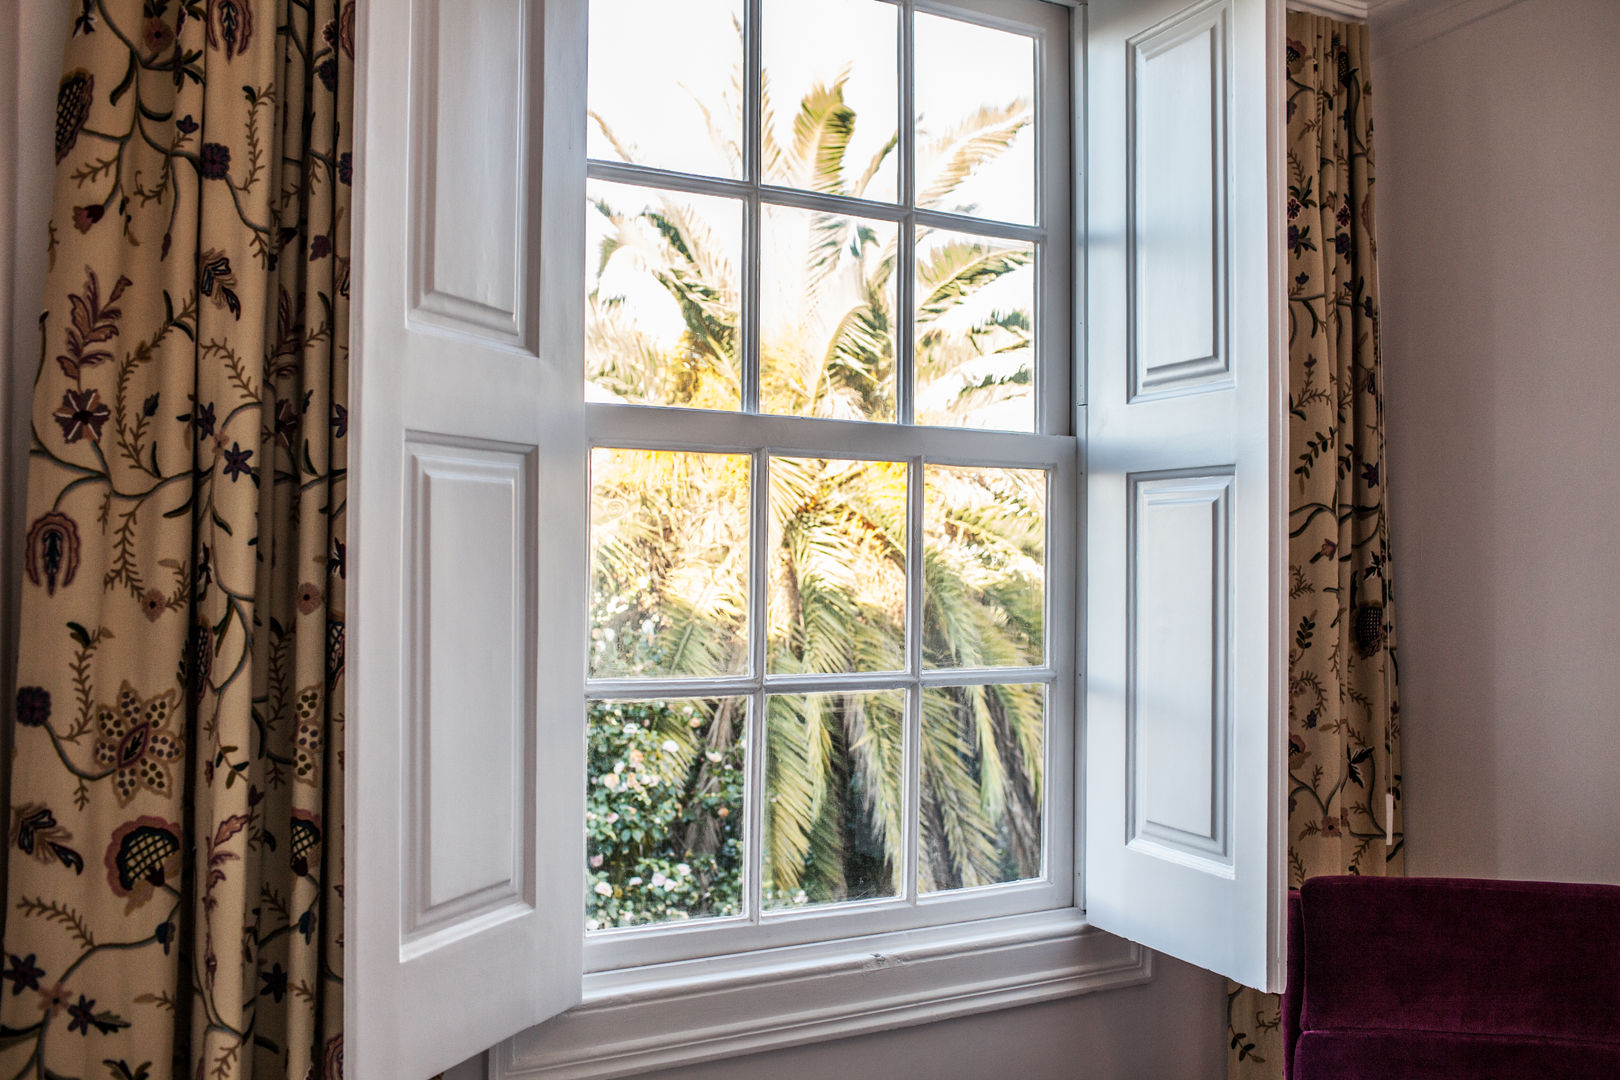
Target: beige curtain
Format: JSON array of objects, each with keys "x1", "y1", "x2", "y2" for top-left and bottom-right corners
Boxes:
[
  {"x1": 1227, "y1": 13, "x2": 1403, "y2": 1077},
  {"x1": 3, "y1": 1, "x2": 349, "y2": 1077}
]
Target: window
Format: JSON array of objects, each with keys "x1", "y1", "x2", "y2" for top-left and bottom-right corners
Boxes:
[
  {"x1": 349, "y1": 0, "x2": 1292, "y2": 1072},
  {"x1": 580, "y1": 0, "x2": 1075, "y2": 969}
]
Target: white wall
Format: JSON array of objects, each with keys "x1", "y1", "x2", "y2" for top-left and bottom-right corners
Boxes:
[
  {"x1": 1374, "y1": 0, "x2": 1620, "y2": 883},
  {"x1": 639, "y1": 956, "x2": 1223, "y2": 1080}
]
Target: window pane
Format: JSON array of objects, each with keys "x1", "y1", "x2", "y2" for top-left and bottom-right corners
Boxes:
[
  {"x1": 914, "y1": 227, "x2": 1035, "y2": 431},
  {"x1": 587, "y1": 698, "x2": 747, "y2": 929},
  {"x1": 762, "y1": 0, "x2": 899, "y2": 202},
  {"x1": 760, "y1": 204, "x2": 898, "y2": 422},
  {"x1": 586, "y1": 181, "x2": 744, "y2": 410},
  {"x1": 768, "y1": 456, "x2": 906, "y2": 674},
  {"x1": 923, "y1": 465, "x2": 1045, "y2": 668},
  {"x1": 588, "y1": 0, "x2": 743, "y2": 178},
  {"x1": 764, "y1": 691, "x2": 904, "y2": 909},
  {"x1": 590, "y1": 449, "x2": 751, "y2": 678},
  {"x1": 915, "y1": 13, "x2": 1035, "y2": 225},
  {"x1": 920, "y1": 684, "x2": 1044, "y2": 893}
]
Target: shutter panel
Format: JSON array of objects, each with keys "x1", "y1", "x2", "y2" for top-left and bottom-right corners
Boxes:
[
  {"x1": 348, "y1": 0, "x2": 588, "y2": 1075},
  {"x1": 1081, "y1": 0, "x2": 1288, "y2": 991}
]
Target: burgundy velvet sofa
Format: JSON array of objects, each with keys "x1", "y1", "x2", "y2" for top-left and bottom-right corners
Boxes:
[{"x1": 1282, "y1": 875, "x2": 1620, "y2": 1079}]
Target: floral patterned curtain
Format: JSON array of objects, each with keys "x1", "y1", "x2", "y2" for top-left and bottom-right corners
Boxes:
[
  {"x1": 3, "y1": 1, "x2": 350, "y2": 1077},
  {"x1": 1227, "y1": 13, "x2": 1403, "y2": 1078}
]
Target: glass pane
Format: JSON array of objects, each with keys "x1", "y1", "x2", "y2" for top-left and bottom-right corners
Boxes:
[
  {"x1": 767, "y1": 456, "x2": 906, "y2": 674},
  {"x1": 914, "y1": 13, "x2": 1035, "y2": 225},
  {"x1": 586, "y1": 180, "x2": 744, "y2": 410},
  {"x1": 762, "y1": 0, "x2": 899, "y2": 202},
  {"x1": 914, "y1": 227, "x2": 1035, "y2": 431},
  {"x1": 587, "y1": 697, "x2": 747, "y2": 928},
  {"x1": 760, "y1": 204, "x2": 898, "y2": 422},
  {"x1": 590, "y1": 449, "x2": 751, "y2": 678},
  {"x1": 588, "y1": 0, "x2": 744, "y2": 178},
  {"x1": 764, "y1": 691, "x2": 904, "y2": 909},
  {"x1": 920, "y1": 684, "x2": 1044, "y2": 893},
  {"x1": 922, "y1": 465, "x2": 1045, "y2": 668}
]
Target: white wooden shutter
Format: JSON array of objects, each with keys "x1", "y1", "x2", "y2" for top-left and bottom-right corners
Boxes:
[
  {"x1": 1081, "y1": 0, "x2": 1288, "y2": 991},
  {"x1": 347, "y1": 0, "x2": 589, "y2": 1075}
]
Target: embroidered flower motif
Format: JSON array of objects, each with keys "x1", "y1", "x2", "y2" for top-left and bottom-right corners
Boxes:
[
  {"x1": 337, "y1": 151, "x2": 352, "y2": 186},
  {"x1": 144, "y1": 17, "x2": 175, "y2": 53},
  {"x1": 16, "y1": 687, "x2": 51, "y2": 728},
  {"x1": 92, "y1": 683, "x2": 185, "y2": 806},
  {"x1": 2, "y1": 954, "x2": 44, "y2": 997},
  {"x1": 297, "y1": 582, "x2": 324, "y2": 615},
  {"x1": 106, "y1": 816, "x2": 183, "y2": 910},
  {"x1": 193, "y1": 400, "x2": 217, "y2": 438},
  {"x1": 198, "y1": 249, "x2": 242, "y2": 317},
  {"x1": 188, "y1": 623, "x2": 214, "y2": 705},
  {"x1": 206, "y1": 0, "x2": 253, "y2": 59},
  {"x1": 176, "y1": 113, "x2": 199, "y2": 135},
  {"x1": 56, "y1": 70, "x2": 93, "y2": 163},
  {"x1": 316, "y1": 58, "x2": 338, "y2": 93},
  {"x1": 25, "y1": 512, "x2": 81, "y2": 595},
  {"x1": 72, "y1": 204, "x2": 104, "y2": 233},
  {"x1": 326, "y1": 616, "x2": 345, "y2": 689},
  {"x1": 260, "y1": 962, "x2": 288, "y2": 1003},
  {"x1": 290, "y1": 809, "x2": 322, "y2": 877},
  {"x1": 293, "y1": 684, "x2": 324, "y2": 784},
  {"x1": 140, "y1": 589, "x2": 168, "y2": 622},
  {"x1": 332, "y1": 403, "x2": 347, "y2": 438},
  {"x1": 322, "y1": 1033, "x2": 343, "y2": 1080},
  {"x1": 53, "y1": 387, "x2": 111, "y2": 443},
  {"x1": 199, "y1": 141, "x2": 232, "y2": 180},
  {"x1": 222, "y1": 441, "x2": 254, "y2": 481},
  {"x1": 37, "y1": 982, "x2": 70, "y2": 1018}
]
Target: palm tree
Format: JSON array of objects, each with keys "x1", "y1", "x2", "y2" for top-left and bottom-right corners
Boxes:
[{"x1": 586, "y1": 74, "x2": 1044, "y2": 922}]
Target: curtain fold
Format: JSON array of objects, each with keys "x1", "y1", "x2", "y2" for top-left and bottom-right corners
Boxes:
[
  {"x1": 1227, "y1": 13, "x2": 1403, "y2": 1078},
  {"x1": 4, "y1": 1, "x2": 350, "y2": 1077}
]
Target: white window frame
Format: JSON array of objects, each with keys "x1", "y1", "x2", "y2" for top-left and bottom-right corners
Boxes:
[
  {"x1": 480, "y1": 0, "x2": 1132, "y2": 1075},
  {"x1": 350, "y1": 0, "x2": 1292, "y2": 1069},
  {"x1": 582, "y1": 0, "x2": 1077, "y2": 973}
]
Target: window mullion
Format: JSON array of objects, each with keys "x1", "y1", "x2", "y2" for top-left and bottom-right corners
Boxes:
[
  {"x1": 742, "y1": 0, "x2": 764, "y2": 416},
  {"x1": 745, "y1": 447, "x2": 769, "y2": 925},
  {"x1": 897, "y1": 0, "x2": 916, "y2": 429},
  {"x1": 902, "y1": 456, "x2": 924, "y2": 905}
]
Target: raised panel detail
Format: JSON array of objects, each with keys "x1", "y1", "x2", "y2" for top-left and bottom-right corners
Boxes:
[
  {"x1": 403, "y1": 436, "x2": 537, "y2": 950},
  {"x1": 1126, "y1": 471, "x2": 1231, "y2": 868},
  {"x1": 410, "y1": 0, "x2": 532, "y2": 346},
  {"x1": 1127, "y1": 0, "x2": 1231, "y2": 399}
]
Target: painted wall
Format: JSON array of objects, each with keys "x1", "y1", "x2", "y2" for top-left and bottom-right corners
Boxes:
[
  {"x1": 1373, "y1": 0, "x2": 1620, "y2": 883},
  {"x1": 624, "y1": 955, "x2": 1224, "y2": 1080}
]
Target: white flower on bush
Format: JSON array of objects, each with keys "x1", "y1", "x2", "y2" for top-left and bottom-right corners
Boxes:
[{"x1": 593, "y1": 882, "x2": 613, "y2": 897}]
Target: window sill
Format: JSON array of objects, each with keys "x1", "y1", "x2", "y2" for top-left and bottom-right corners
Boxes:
[{"x1": 489, "y1": 909, "x2": 1151, "y2": 1079}]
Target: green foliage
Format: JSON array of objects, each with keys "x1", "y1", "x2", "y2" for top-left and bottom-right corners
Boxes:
[{"x1": 586, "y1": 700, "x2": 745, "y2": 929}]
